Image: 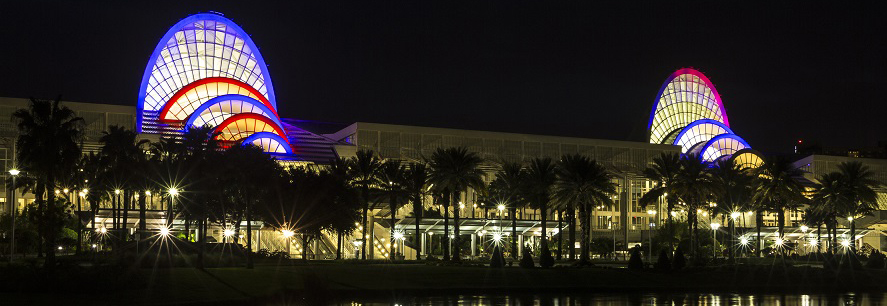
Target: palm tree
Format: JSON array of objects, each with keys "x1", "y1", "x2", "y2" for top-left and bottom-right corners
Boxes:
[
  {"x1": 12, "y1": 96, "x2": 84, "y2": 268},
  {"x1": 99, "y1": 125, "x2": 149, "y2": 248},
  {"x1": 525, "y1": 157, "x2": 557, "y2": 267},
  {"x1": 404, "y1": 163, "x2": 429, "y2": 259},
  {"x1": 752, "y1": 157, "x2": 805, "y2": 256},
  {"x1": 553, "y1": 154, "x2": 616, "y2": 264},
  {"x1": 811, "y1": 172, "x2": 844, "y2": 254},
  {"x1": 427, "y1": 147, "x2": 485, "y2": 262},
  {"x1": 710, "y1": 158, "x2": 753, "y2": 261},
  {"x1": 375, "y1": 160, "x2": 410, "y2": 258},
  {"x1": 671, "y1": 154, "x2": 714, "y2": 257},
  {"x1": 639, "y1": 152, "x2": 682, "y2": 252},
  {"x1": 836, "y1": 162, "x2": 880, "y2": 253},
  {"x1": 350, "y1": 149, "x2": 382, "y2": 259},
  {"x1": 488, "y1": 162, "x2": 526, "y2": 260}
]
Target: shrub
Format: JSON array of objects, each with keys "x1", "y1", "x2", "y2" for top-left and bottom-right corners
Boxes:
[
  {"x1": 655, "y1": 249, "x2": 671, "y2": 271},
  {"x1": 627, "y1": 247, "x2": 644, "y2": 270},
  {"x1": 865, "y1": 250, "x2": 885, "y2": 269},
  {"x1": 672, "y1": 247, "x2": 686, "y2": 270},
  {"x1": 489, "y1": 245, "x2": 505, "y2": 268},
  {"x1": 519, "y1": 248, "x2": 535, "y2": 268},
  {"x1": 539, "y1": 246, "x2": 555, "y2": 268}
]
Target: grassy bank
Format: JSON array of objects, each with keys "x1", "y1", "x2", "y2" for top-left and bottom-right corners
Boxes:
[{"x1": 3, "y1": 260, "x2": 887, "y2": 305}]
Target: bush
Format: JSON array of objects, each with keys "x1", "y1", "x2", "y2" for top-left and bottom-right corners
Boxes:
[
  {"x1": 539, "y1": 245, "x2": 555, "y2": 268},
  {"x1": 865, "y1": 250, "x2": 885, "y2": 269},
  {"x1": 655, "y1": 249, "x2": 671, "y2": 271},
  {"x1": 519, "y1": 248, "x2": 535, "y2": 268},
  {"x1": 489, "y1": 245, "x2": 505, "y2": 268},
  {"x1": 627, "y1": 247, "x2": 644, "y2": 270},
  {"x1": 672, "y1": 247, "x2": 686, "y2": 270}
]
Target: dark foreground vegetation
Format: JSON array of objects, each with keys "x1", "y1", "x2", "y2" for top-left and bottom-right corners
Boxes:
[{"x1": 3, "y1": 254, "x2": 887, "y2": 305}]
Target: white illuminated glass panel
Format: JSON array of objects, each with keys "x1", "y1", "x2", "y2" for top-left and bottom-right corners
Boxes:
[
  {"x1": 673, "y1": 120, "x2": 732, "y2": 153},
  {"x1": 216, "y1": 117, "x2": 283, "y2": 142},
  {"x1": 699, "y1": 135, "x2": 750, "y2": 162},
  {"x1": 190, "y1": 98, "x2": 272, "y2": 128},
  {"x1": 732, "y1": 151, "x2": 764, "y2": 170},
  {"x1": 143, "y1": 19, "x2": 269, "y2": 113},
  {"x1": 164, "y1": 80, "x2": 265, "y2": 121},
  {"x1": 251, "y1": 137, "x2": 289, "y2": 153},
  {"x1": 650, "y1": 72, "x2": 727, "y2": 144}
]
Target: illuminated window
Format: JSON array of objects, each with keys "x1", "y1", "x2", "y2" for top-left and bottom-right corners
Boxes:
[
  {"x1": 214, "y1": 114, "x2": 286, "y2": 143},
  {"x1": 185, "y1": 94, "x2": 281, "y2": 129},
  {"x1": 673, "y1": 119, "x2": 734, "y2": 153},
  {"x1": 730, "y1": 150, "x2": 765, "y2": 170},
  {"x1": 242, "y1": 132, "x2": 292, "y2": 154},
  {"x1": 691, "y1": 134, "x2": 751, "y2": 162},
  {"x1": 160, "y1": 78, "x2": 273, "y2": 121},
  {"x1": 649, "y1": 69, "x2": 729, "y2": 144}
]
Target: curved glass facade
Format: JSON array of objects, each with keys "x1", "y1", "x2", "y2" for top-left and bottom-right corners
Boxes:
[
  {"x1": 673, "y1": 119, "x2": 734, "y2": 154},
  {"x1": 648, "y1": 69, "x2": 729, "y2": 145},
  {"x1": 650, "y1": 69, "x2": 761, "y2": 166},
  {"x1": 137, "y1": 13, "x2": 289, "y2": 154},
  {"x1": 730, "y1": 149, "x2": 765, "y2": 170}
]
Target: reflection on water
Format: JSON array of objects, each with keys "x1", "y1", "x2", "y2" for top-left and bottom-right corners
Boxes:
[{"x1": 333, "y1": 292, "x2": 886, "y2": 306}]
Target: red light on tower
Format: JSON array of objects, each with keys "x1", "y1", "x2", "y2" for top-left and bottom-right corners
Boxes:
[{"x1": 798, "y1": 139, "x2": 803, "y2": 144}]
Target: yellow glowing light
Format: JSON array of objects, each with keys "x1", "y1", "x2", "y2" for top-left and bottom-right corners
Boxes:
[
  {"x1": 159, "y1": 227, "x2": 170, "y2": 237},
  {"x1": 841, "y1": 240, "x2": 850, "y2": 247},
  {"x1": 740, "y1": 237, "x2": 749, "y2": 245},
  {"x1": 730, "y1": 212, "x2": 741, "y2": 219},
  {"x1": 224, "y1": 229, "x2": 235, "y2": 237},
  {"x1": 774, "y1": 238, "x2": 784, "y2": 246},
  {"x1": 8, "y1": 169, "x2": 20, "y2": 176},
  {"x1": 497, "y1": 204, "x2": 506, "y2": 211},
  {"x1": 281, "y1": 230, "x2": 295, "y2": 238},
  {"x1": 168, "y1": 188, "x2": 179, "y2": 196},
  {"x1": 492, "y1": 233, "x2": 502, "y2": 242}
]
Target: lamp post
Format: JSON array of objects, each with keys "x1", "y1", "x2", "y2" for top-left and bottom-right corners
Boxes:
[
  {"x1": 800, "y1": 225, "x2": 809, "y2": 255},
  {"x1": 8, "y1": 169, "x2": 20, "y2": 259},
  {"x1": 646, "y1": 209, "x2": 656, "y2": 262},
  {"x1": 167, "y1": 188, "x2": 178, "y2": 229},
  {"x1": 710, "y1": 223, "x2": 720, "y2": 259},
  {"x1": 730, "y1": 212, "x2": 740, "y2": 261}
]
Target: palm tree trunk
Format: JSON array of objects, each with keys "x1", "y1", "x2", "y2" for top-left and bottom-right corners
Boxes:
[
  {"x1": 688, "y1": 209, "x2": 696, "y2": 257},
  {"x1": 122, "y1": 191, "x2": 130, "y2": 243},
  {"x1": 756, "y1": 210, "x2": 763, "y2": 258},
  {"x1": 850, "y1": 219, "x2": 856, "y2": 254},
  {"x1": 568, "y1": 204, "x2": 576, "y2": 260},
  {"x1": 414, "y1": 193, "x2": 422, "y2": 260},
  {"x1": 728, "y1": 217, "x2": 735, "y2": 262},
  {"x1": 579, "y1": 203, "x2": 589, "y2": 262},
  {"x1": 452, "y1": 190, "x2": 461, "y2": 262},
  {"x1": 390, "y1": 194, "x2": 396, "y2": 258},
  {"x1": 35, "y1": 183, "x2": 44, "y2": 258},
  {"x1": 777, "y1": 209, "x2": 785, "y2": 257},
  {"x1": 511, "y1": 207, "x2": 518, "y2": 260},
  {"x1": 557, "y1": 210, "x2": 563, "y2": 260},
  {"x1": 198, "y1": 216, "x2": 206, "y2": 269},
  {"x1": 442, "y1": 191, "x2": 450, "y2": 261},
  {"x1": 139, "y1": 190, "x2": 147, "y2": 250},
  {"x1": 667, "y1": 198, "x2": 676, "y2": 253},
  {"x1": 540, "y1": 199, "x2": 549, "y2": 257},
  {"x1": 246, "y1": 202, "x2": 253, "y2": 269},
  {"x1": 361, "y1": 185, "x2": 369, "y2": 260},
  {"x1": 44, "y1": 181, "x2": 56, "y2": 267}
]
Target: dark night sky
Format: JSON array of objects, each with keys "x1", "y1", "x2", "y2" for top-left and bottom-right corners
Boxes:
[{"x1": 2, "y1": 1, "x2": 885, "y2": 154}]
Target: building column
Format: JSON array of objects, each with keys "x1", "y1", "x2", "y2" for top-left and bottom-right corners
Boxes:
[
  {"x1": 471, "y1": 233, "x2": 477, "y2": 257},
  {"x1": 620, "y1": 175, "x2": 631, "y2": 259}
]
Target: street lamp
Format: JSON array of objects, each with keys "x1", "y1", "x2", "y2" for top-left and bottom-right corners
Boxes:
[
  {"x1": 167, "y1": 188, "x2": 178, "y2": 228},
  {"x1": 8, "y1": 169, "x2": 20, "y2": 258},
  {"x1": 710, "y1": 223, "x2": 720, "y2": 259},
  {"x1": 646, "y1": 209, "x2": 656, "y2": 262}
]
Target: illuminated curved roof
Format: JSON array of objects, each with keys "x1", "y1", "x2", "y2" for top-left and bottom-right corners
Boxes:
[
  {"x1": 729, "y1": 149, "x2": 765, "y2": 170},
  {"x1": 242, "y1": 132, "x2": 292, "y2": 154},
  {"x1": 213, "y1": 113, "x2": 286, "y2": 142},
  {"x1": 159, "y1": 77, "x2": 275, "y2": 121},
  {"x1": 649, "y1": 68, "x2": 729, "y2": 144},
  {"x1": 138, "y1": 13, "x2": 277, "y2": 133},
  {"x1": 690, "y1": 133, "x2": 751, "y2": 162},
  {"x1": 673, "y1": 119, "x2": 735, "y2": 154},
  {"x1": 184, "y1": 94, "x2": 281, "y2": 129}
]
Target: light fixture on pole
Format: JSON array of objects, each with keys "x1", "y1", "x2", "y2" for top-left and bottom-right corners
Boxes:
[
  {"x1": 710, "y1": 223, "x2": 720, "y2": 259},
  {"x1": 646, "y1": 209, "x2": 656, "y2": 262},
  {"x1": 9, "y1": 169, "x2": 20, "y2": 259}
]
